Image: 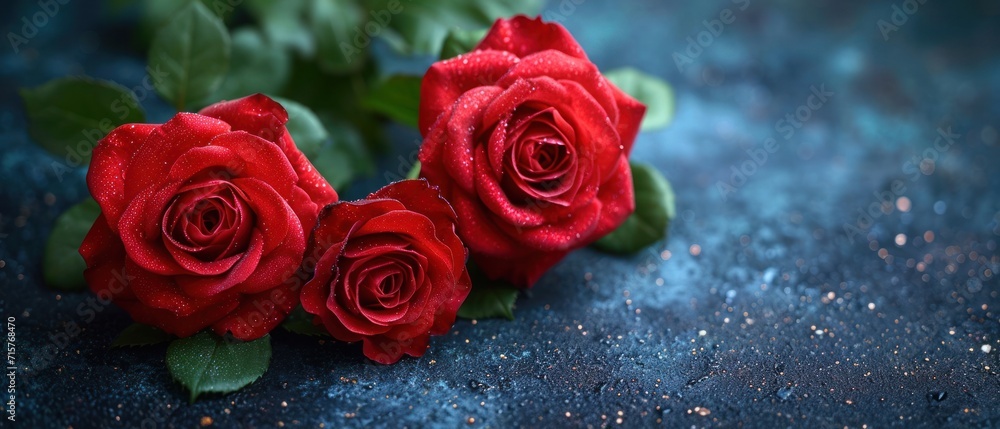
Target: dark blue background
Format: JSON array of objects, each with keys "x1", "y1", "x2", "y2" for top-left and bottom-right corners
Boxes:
[{"x1": 2, "y1": 0, "x2": 999, "y2": 427}]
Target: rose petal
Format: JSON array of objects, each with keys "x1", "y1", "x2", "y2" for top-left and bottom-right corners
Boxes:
[
  {"x1": 362, "y1": 331, "x2": 431, "y2": 364},
  {"x1": 124, "y1": 113, "x2": 230, "y2": 199},
  {"x1": 610, "y1": 82, "x2": 645, "y2": 155},
  {"x1": 434, "y1": 86, "x2": 505, "y2": 195},
  {"x1": 475, "y1": 15, "x2": 588, "y2": 60},
  {"x1": 229, "y1": 177, "x2": 296, "y2": 254},
  {"x1": 197, "y1": 94, "x2": 337, "y2": 205},
  {"x1": 472, "y1": 249, "x2": 568, "y2": 288},
  {"x1": 175, "y1": 234, "x2": 264, "y2": 298},
  {"x1": 418, "y1": 50, "x2": 519, "y2": 134},
  {"x1": 278, "y1": 133, "x2": 339, "y2": 206},
  {"x1": 213, "y1": 281, "x2": 298, "y2": 340},
  {"x1": 127, "y1": 258, "x2": 237, "y2": 316},
  {"x1": 429, "y1": 268, "x2": 471, "y2": 335},
  {"x1": 587, "y1": 157, "x2": 635, "y2": 240},
  {"x1": 496, "y1": 50, "x2": 619, "y2": 125},
  {"x1": 87, "y1": 124, "x2": 157, "y2": 229},
  {"x1": 118, "y1": 181, "x2": 186, "y2": 275},
  {"x1": 197, "y1": 93, "x2": 289, "y2": 144},
  {"x1": 448, "y1": 190, "x2": 522, "y2": 258},
  {"x1": 122, "y1": 296, "x2": 239, "y2": 338}
]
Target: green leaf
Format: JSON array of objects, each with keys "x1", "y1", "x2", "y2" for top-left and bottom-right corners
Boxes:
[
  {"x1": 245, "y1": 0, "x2": 314, "y2": 56},
  {"x1": 593, "y1": 163, "x2": 675, "y2": 254},
  {"x1": 457, "y1": 263, "x2": 519, "y2": 321},
  {"x1": 111, "y1": 323, "x2": 174, "y2": 348},
  {"x1": 148, "y1": 1, "x2": 231, "y2": 111},
  {"x1": 212, "y1": 28, "x2": 291, "y2": 101},
  {"x1": 167, "y1": 331, "x2": 271, "y2": 402},
  {"x1": 138, "y1": 0, "x2": 220, "y2": 48},
  {"x1": 20, "y1": 77, "x2": 145, "y2": 161},
  {"x1": 361, "y1": 75, "x2": 421, "y2": 128},
  {"x1": 604, "y1": 68, "x2": 675, "y2": 131},
  {"x1": 371, "y1": 0, "x2": 544, "y2": 55},
  {"x1": 313, "y1": 121, "x2": 374, "y2": 192},
  {"x1": 43, "y1": 198, "x2": 100, "y2": 291},
  {"x1": 310, "y1": 0, "x2": 366, "y2": 73},
  {"x1": 405, "y1": 160, "x2": 421, "y2": 180},
  {"x1": 271, "y1": 98, "x2": 368, "y2": 191},
  {"x1": 281, "y1": 307, "x2": 330, "y2": 337},
  {"x1": 440, "y1": 27, "x2": 487, "y2": 59}
]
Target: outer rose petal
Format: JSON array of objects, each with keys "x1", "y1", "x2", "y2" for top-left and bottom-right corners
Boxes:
[
  {"x1": 472, "y1": 249, "x2": 567, "y2": 288},
  {"x1": 438, "y1": 86, "x2": 505, "y2": 195},
  {"x1": 87, "y1": 124, "x2": 157, "y2": 230},
  {"x1": 609, "y1": 84, "x2": 646, "y2": 155},
  {"x1": 418, "y1": 51, "x2": 519, "y2": 134},
  {"x1": 213, "y1": 281, "x2": 299, "y2": 340},
  {"x1": 122, "y1": 294, "x2": 240, "y2": 338},
  {"x1": 278, "y1": 133, "x2": 338, "y2": 206},
  {"x1": 588, "y1": 157, "x2": 635, "y2": 240},
  {"x1": 81, "y1": 214, "x2": 133, "y2": 300},
  {"x1": 198, "y1": 93, "x2": 289, "y2": 143},
  {"x1": 475, "y1": 15, "x2": 588, "y2": 60},
  {"x1": 363, "y1": 330, "x2": 430, "y2": 365}
]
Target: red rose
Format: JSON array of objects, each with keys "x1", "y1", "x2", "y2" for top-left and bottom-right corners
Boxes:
[
  {"x1": 300, "y1": 180, "x2": 471, "y2": 364},
  {"x1": 417, "y1": 16, "x2": 645, "y2": 287},
  {"x1": 80, "y1": 94, "x2": 337, "y2": 340}
]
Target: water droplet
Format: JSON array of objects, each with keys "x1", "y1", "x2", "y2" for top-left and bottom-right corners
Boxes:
[
  {"x1": 776, "y1": 386, "x2": 794, "y2": 401},
  {"x1": 926, "y1": 391, "x2": 947, "y2": 402}
]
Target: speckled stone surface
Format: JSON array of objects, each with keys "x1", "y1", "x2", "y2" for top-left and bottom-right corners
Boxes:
[{"x1": 2, "y1": 0, "x2": 999, "y2": 428}]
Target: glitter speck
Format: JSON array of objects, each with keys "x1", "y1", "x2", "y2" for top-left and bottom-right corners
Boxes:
[
  {"x1": 894, "y1": 234, "x2": 907, "y2": 246},
  {"x1": 895, "y1": 196, "x2": 911, "y2": 212}
]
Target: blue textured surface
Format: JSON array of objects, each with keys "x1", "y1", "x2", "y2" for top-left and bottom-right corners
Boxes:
[{"x1": 2, "y1": 0, "x2": 1000, "y2": 427}]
